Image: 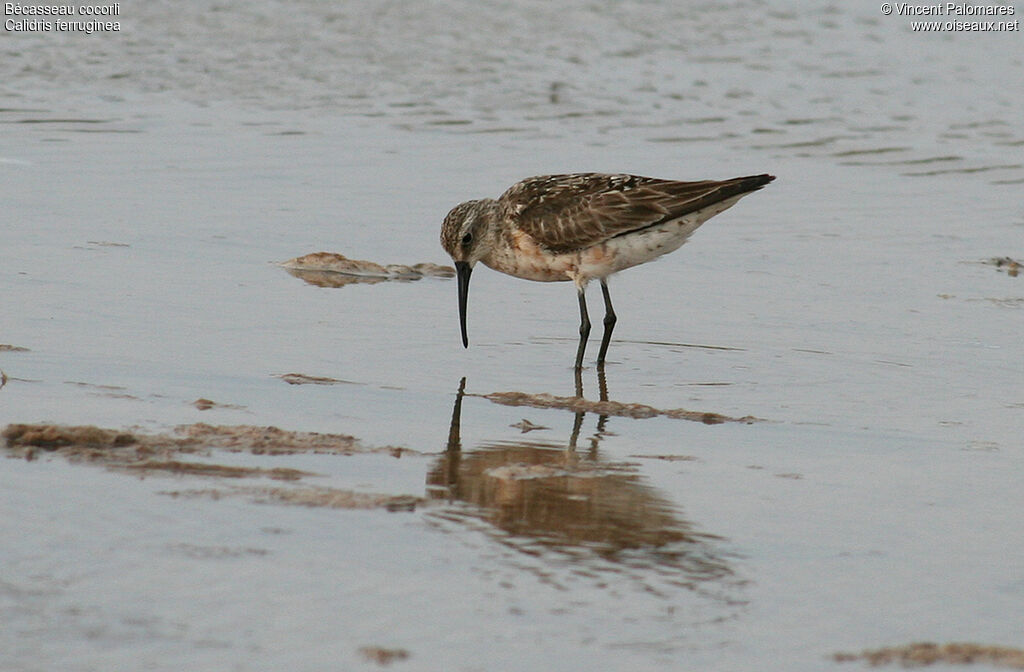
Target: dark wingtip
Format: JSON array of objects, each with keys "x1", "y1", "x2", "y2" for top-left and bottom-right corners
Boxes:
[
  {"x1": 748, "y1": 173, "x2": 776, "y2": 187},
  {"x1": 731, "y1": 173, "x2": 776, "y2": 195}
]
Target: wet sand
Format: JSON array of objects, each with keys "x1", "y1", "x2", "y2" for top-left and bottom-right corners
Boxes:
[{"x1": 2, "y1": 1, "x2": 1023, "y2": 670}]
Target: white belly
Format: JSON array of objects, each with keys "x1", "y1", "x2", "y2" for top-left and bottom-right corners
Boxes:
[{"x1": 577, "y1": 194, "x2": 745, "y2": 280}]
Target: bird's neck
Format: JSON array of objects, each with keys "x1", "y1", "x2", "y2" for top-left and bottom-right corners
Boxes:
[{"x1": 475, "y1": 199, "x2": 505, "y2": 261}]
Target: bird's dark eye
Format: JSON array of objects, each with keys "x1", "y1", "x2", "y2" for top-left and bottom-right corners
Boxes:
[{"x1": 461, "y1": 233, "x2": 473, "y2": 246}]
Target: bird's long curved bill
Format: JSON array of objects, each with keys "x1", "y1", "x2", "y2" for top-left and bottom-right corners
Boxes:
[{"x1": 456, "y1": 261, "x2": 472, "y2": 348}]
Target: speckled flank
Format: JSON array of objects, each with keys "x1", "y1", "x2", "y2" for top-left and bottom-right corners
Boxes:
[
  {"x1": 573, "y1": 194, "x2": 749, "y2": 284},
  {"x1": 490, "y1": 228, "x2": 577, "y2": 282}
]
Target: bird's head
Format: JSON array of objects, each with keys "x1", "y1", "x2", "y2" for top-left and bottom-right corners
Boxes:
[
  {"x1": 440, "y1": 199, "x2": 495, "y2": 349},
  {"x1": 440, "y1": 199, "x2": 494, "y2": 266}
]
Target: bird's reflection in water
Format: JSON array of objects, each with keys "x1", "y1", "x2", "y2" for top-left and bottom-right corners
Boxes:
[
  {"x1": 569, "y1": 364, "x2": 609, "y2": 450},
  {"x1": 427, "y1": 375, "x2": 739, "y2": 597},
  {"x1": 282, "y1": 268, "x2": 395, "y2": 288}
]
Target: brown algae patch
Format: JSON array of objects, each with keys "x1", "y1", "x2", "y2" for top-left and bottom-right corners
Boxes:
[
  {"x1": 192, "y1": 398, "x2": 247, "y2": 411},
  {"x1": 3, "y1": 422, "x2": 372, "y2": 456},
  {"x1": 509, "y1": 418, "x2": 550, "y2": 432},
  {"x1": 631, "y1": 454, "x2": 699, "y2": 462},
  {"x1": 63, "y1": 380, "x2": 141, "y2": 400},
  {"x1": 176, "y1": 423, "x2": 409, "y2": 456},
  {"x1": 989, "y1": 256, "x2": 1021, "y2": 277},
  {"x1": 474, "y1": 391, "x2": 761, "y2": 424},
  {"x1": 358, "y1": 646, "x2": 411, "y2": 666},
  {"x1": 834, "y1": 642, "x2": 1024, "y2": 668},
  {"x1": 4, "y1": 424, "x2": 139, "y2": 452},
  {"x1": 273, "y1": 372, "x2": 359, "y2": 386},
  {"x1": 970, "y1": 257, "x2": 1022, "y2": 277},
  {"x1": 2, "y1": 423, "x2": 317, "y2": 480},
  {"x1": 166, "y1": 543, "x2": 270, "y2": 559},
  {"x1": 4, "y1": 423, "x2": 422, "y2": 510},
  {"x1": 280, "y1": 251, "x2": 454, "y2": 287},
  {"x1": 3, "y1": 423, "x2": 413, "y2": 482},
  {"x1": 163, "y1": 486, "x2": 422, "y2": 511},
  {"x1": 124, "y1": 460, "x2": 311, "y2": 480},
  {"x1": 252, "y1": 487, "x2": 421, "y2": 511}
]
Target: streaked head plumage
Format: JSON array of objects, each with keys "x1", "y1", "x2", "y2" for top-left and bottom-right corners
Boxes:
[{"x1": 440, "y1": 199, "x2": 495, "y2": 265}]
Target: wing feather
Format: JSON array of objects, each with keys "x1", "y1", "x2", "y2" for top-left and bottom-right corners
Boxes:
[{"x1": 500, "y1": 173, "x2": 774, "y2": 254}]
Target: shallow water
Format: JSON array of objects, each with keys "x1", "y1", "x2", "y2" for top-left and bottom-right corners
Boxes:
[{"x1": 2, "y1": 1, "x2": 1023, "y2": 670}]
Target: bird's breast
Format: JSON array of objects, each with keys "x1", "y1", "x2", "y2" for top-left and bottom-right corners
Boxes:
[{"x1": 483, "y1": 229, "x2": 579, "y2": 282}]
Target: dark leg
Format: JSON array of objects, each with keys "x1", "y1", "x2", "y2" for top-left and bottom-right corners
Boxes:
[
  {"x1": 596, "y1": 279, "x2": 617, "y2": 365},
  {"x1": 574, "y1": 286, "x2": 591, "y2": 370}
]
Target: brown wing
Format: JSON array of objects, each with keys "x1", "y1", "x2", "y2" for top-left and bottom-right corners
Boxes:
[{"x1": 500, "y1": 173, "x2": 774, "y2": 254}]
